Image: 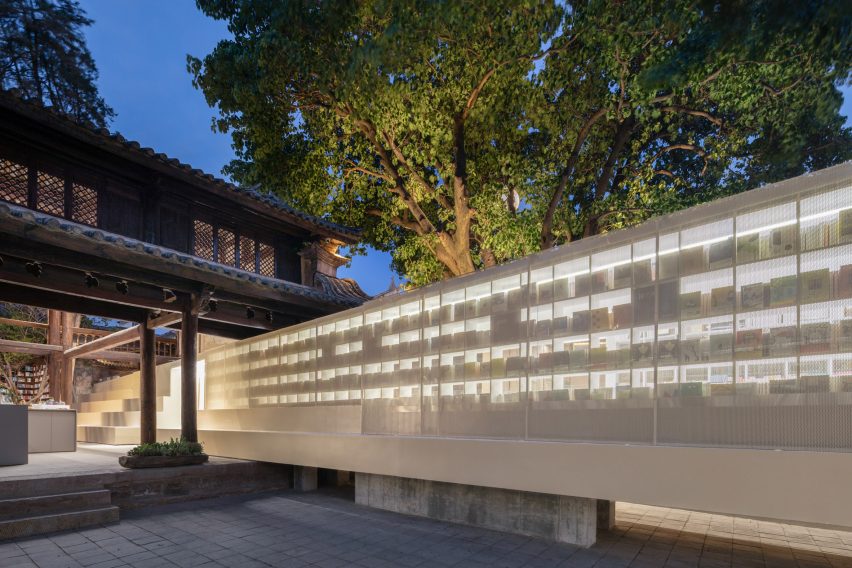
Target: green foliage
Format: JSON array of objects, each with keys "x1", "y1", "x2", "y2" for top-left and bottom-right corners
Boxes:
[
  {"x1": 127, "y1": 437, "x2": 205, "y2": 457},
  {"x1": 191, "y1": 0, "x2": 851, "y2": 286},
  {"x1": 0, "y1": 0, "x2": 114, "y2": 126}
]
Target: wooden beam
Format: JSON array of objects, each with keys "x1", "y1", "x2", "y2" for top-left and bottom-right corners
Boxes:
[
  {"x1": 0, "y1": 253, "x2": 181, "y2": 313},
  {"x1": 0, "y1": 338, "x2": 62, "y2": 356},
  {"x1": 0, "y1": 317, "x2": 49, "y2": 329},
  {"x1": 181, "y1": 295, "x2": 199, "y2": 443},
  {"x1": 60, "y1": 311, "x2": 77, "y2": 404},
  {"x1": 146, "y1": 311, "x2": 183, "y2": 329},
  {"x1": 140, "y1": 322, "x2": 157, "y2": 444},
  {"x1": 46, "y1": 311, "x2": 62, "y2": 400},
  {"x1": 63, "y1": 325, "x2": 141, "y2": 359},
  {"x1": 0, "y1": 282, "x2": 147, "y2": 322},
  {"x1": 73, "y1": 350, "x2": 177, "y2": 364}
]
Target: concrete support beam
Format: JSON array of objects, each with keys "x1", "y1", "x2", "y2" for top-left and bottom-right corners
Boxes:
[
  {"x1": 355, "y1": 473, "x2": 598, "y2": 547},
  {"x1": 597, "y1": 499, "x2": 615, "y2": 531},
  {"x1": 294, "y1": 466, "x2": 318, "y2": 492}
]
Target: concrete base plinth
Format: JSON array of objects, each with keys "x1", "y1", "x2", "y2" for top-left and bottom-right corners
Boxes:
[
  {"x1": 597, "y1": 499, "x2": 615, "y2": 530},
  {"x1": 294, "y1": 466, "x2": 318, "y2": 492},
  {"x1": 355, "y1": 472, "x2": 598, "y2": 547}
]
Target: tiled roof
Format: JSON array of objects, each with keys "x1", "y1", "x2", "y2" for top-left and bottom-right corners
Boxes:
[
  {"x1": 0, "y1": 201, "x2": 366, "y2": 308},
  {"x1": 314, "y1": 273, "x2": 372, "y2": 303},
  {"x1": 0, "y1": 89, "x2": 360, "y2": 242}
]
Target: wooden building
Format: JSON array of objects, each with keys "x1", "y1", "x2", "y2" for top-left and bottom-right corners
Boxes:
[{"x1": 0, "y1": 89, "x2": 369, "y2": 443}]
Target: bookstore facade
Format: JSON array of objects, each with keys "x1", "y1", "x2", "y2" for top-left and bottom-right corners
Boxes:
[
  {"x1": 185, "y1": 162, "x2": 852, "y2": 451},
  {"x1": 80, "y1": 163, "x2": 852, "y2": 531}
]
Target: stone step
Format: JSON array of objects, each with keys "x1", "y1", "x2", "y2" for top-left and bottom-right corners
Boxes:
[
  {"x1": 76, "y1": 425, "x2": 140, "y2": 445},
  {"x1": 0, "y1": 506, "x2": 119, "y2": 540},
  {"x1": 0, "y1": 490, "x2": 111, "y2": 521},
  {"x1": 77, "y1": 398, "x2": 140, "y2": 413},
  {"x1": 77, "y1": 411, "x2": 140, "y2": 427},
  {"x1": 76, "y1": 389, "x2": 137, "y2": 403}
]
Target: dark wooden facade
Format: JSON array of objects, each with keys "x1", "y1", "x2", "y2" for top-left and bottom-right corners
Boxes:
[{"x1": 0, "y1": 92, "x2": 358, "y2": 287}]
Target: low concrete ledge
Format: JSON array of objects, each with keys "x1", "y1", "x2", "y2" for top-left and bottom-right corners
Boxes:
[{"x1": 356, "y1": 472, "x2": 599, "y2": 546}]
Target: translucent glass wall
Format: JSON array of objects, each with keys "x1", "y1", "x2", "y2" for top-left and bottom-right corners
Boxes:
[{"x1": 200, "y1": 172, "x2": 852, "y2": 451}]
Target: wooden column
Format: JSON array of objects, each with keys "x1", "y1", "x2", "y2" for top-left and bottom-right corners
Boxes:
[
  {"x1": 180, "y1": 297, "x2": 199, "y2": 443},
  {"x1": 46, "y1": 310, "x2": 62, "y2": 400},
  {"x1": 60, "y1": 312, "x2": 77, "y2": 404},
  {"x1": 139, "y1": 322, "x2": 157, "y2": 444}
]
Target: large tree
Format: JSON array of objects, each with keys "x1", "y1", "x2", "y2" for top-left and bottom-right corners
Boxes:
[
  {"x1": 0, "y1": 0, "x2": 113, "y2": 126},
  {"x1": 191, "y1": 0, "x2": 851, "y2": 286}
]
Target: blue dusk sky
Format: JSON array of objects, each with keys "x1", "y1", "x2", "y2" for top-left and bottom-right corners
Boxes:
[{"x1": 79, "y1": 1, "x2": 851, "y2": 297}]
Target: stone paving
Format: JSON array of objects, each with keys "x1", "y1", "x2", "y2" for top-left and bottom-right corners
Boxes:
[{"x1": 1, "y1": 491, "x2": 850, "y2": 568}]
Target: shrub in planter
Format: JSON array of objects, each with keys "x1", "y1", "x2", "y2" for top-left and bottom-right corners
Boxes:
[{"x1": 119, "y1": 437, "x2": 207, "y2": 468}]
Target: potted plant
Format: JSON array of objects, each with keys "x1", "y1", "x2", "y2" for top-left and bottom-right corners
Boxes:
[{"x1": 118, "y1": 437, "x2": 208, "y2": 469}]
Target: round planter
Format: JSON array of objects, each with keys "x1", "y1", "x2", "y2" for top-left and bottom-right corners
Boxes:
[{"x1": 118, "y1": 454, "x2": 209, "y2": 469}]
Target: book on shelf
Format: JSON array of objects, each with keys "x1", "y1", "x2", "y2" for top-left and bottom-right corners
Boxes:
[
  {"x1": 574, "y1": 273, "x2": 591, "y2": 297},
  {"x1": 553, "y1": 277, "x2": 569, "y2": 300},
  {"x1": 680, "y1": 291, "x2": 702, "y2": 319},
  {"x1": 589, "y1": 347, "x2": 608, "y2": 369},
  {"x1": 838, "y1": 319, "x2": 852, "y2": 352},
  {"x1": 611, "y1": 303, "x2": 633, "y2": 329},
  {"x1": 800, "y1": 322, "x2": 831, "y2": 354},
  {"x1": 631, "y1": 342, "x2": 654, "y2": 365},
  {"x1": 710, "y1": 285, "x2": 735, "y2": 315},
  {"x1": 589, "y1": 307, "x2": 610, "y2": 332},
  {"x1": 658, "y1": 253, "x2": 678, "y2": 280},
  {"x1": 680, "y1": 246, "x2": 705, "y2": 276},
  {"x1": 710, "y1": 383, "x2": 736, "y2": 396},
  {"x1": 709, "y1": 333, "x2": 733, "y2": 360},
  {"x1": 801, "y1": 223, "x2": 830, "y2": 251},
  {"x1": 840, "y1": 208, "x2": 852, "y2": 244},
  {"x1": 708, "y1": 238, "x2": 733, "y2": 269},
  {"x1": 837, "y1": 265, "x2": 852, "y2": 299},
  {"x1": 680, "y1": 338, "x2": 704, "y2": 363},
  {"x1": 800, "y1": 269, "x2": 830, "y2": 304},
  {"x1": 735, "y1": 329, "x2": 764, "y2": 359},
  {"x1": 571, "y1": 310, "x2": 591, "y2": 333},
  {"x1": 658, "y1": 280, "x2": 679, "y2": 321},
  {"x1": 633, "y1": 259, "x2": 653, "y2": 285},
  {"x1": 658, "y1": 338, "x2": 678, "y2": 362},
  {"x1": 740, "y1": 282, "x2": 766, "y2": 311},
  {"x1": 633, "y1": 285, "x2": 656, "y2": 325},
  {"x1": 737, "y1": 233, "x2": 760, "y2": 263},
  {"x1": 553, "y1": 316, "x2": 569, "y2": 333},
  {"x1": 592, "y1": 270, "x2": 609, "y2": 293},
  {"x1": 768, "y1": 325, "x2": 797, "y2": 357},
  {"x1": 613, "y1": 264, "x2": 632, "y2": 289},
  {"x1": 769, "y1": 275, "x2": 797, "y2": 307},
  {"x1": 799, "y1": 375, "x2": 830, "y2": 393},
  {"x1": 770, "y1": 225, "x2": 797, "y2": 257}
]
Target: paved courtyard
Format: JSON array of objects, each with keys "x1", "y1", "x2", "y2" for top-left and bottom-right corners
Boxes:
[{"x1": 1, "y1": 491, "x2": 850, "y2": 568}]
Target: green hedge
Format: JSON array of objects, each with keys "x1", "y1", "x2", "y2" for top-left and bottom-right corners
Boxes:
[{"x1": 127, "y1": 437, "x2": 204, "y2": 457}]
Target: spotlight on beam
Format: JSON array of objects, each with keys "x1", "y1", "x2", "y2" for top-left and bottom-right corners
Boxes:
[
  {"x1": 163, "y1": 288, "x2": 177, "y2": 303},
  {"x1": 208, "y1": 299, "x2": 218, "y2": 312},
  {"x1": 265, "y1": 311, "x2": 273, "y2": 322},
  {"x1": 85, "y1": 273, "x2": 99, "y2": 288},
  {"x1": 246, "y1": 306, "x2": 255, "y2": 319},
  {"x1": 25, "y1": 261, "x2": 43, "y2": 277},
  {"x1": 116, "y1": 280, "x2": 129, "y2": 295}
]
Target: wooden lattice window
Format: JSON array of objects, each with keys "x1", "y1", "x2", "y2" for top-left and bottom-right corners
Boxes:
[
  {"x1": 71, "y1": 182, "x2": 98, "y2": 225},
  {"x1": 240, "y1": 236, "x2": 256, "y2": 272},
  {"x1": 218, "y1": 229, "x2": 236, "y2": 266},
  {"x1": 259, "y1": 242, "x2": 275, "y2": 277},
  {"x1": 0, "y1": 158, "x2": 29, "y2": 206},
  {"x1": 193, "y1": 220, "x2": 214, "y2": 261},
  {"x1": 36, "y1": 171, "x2": 65, "y2": 217}
]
